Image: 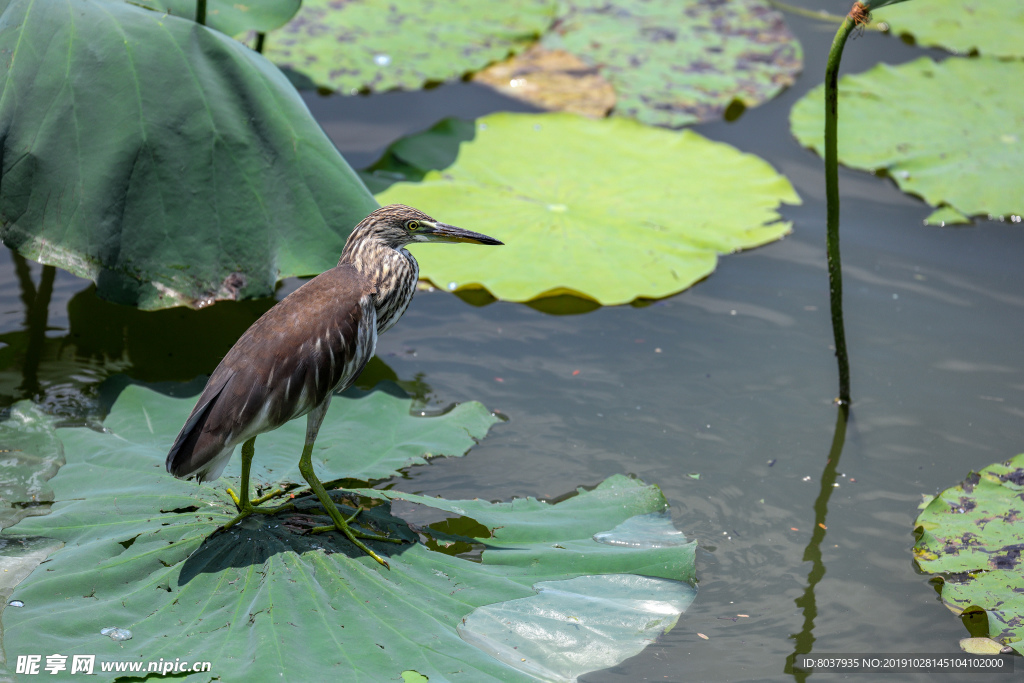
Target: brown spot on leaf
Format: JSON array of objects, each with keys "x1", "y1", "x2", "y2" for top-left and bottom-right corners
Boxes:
[
  {"x1": 990, "y1": 545, "x2": 1023, "y2": 570},
  {"x1": 951, "y1": 497, "x2": 976, "y2": 514},
  {"x1": 473, "y1": 45, "x2": 615, "y2": 118},
  {"x1": 999, "y1": 468, "x2": 1024, "y2": 486}
]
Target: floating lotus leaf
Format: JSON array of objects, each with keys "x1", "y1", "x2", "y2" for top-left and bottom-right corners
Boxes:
[
  {"x1": 263, "y1": 0, "x2": 556, "y2": 93},
  {"x1": 790, "y1": 57, "x2": 1024, "y2": 220},
  {"x1": 128, "y1": 0, "x2": 301, "y2": 35},
  {"x1": 960, "y1": 637, "x2": 1009, "y2": 655},
  {"x1": 913, "y1": 453, "x2": 1024, "y2": 654},
  {"x1": 0, "y1": 0, "x2": 379, "y2": 311},
  {"x1": 369, "y1": 112, "x2": 799, "y2": 305},
  {"x1": 538, "y1": 0, "x2": 802, "y2": 127},
  {"x1": 2, "y1": 385, "x2": 695, "y2": 681},
  {"x1": 876, "y1": 0, "x2": 1024, "y2": 60}
]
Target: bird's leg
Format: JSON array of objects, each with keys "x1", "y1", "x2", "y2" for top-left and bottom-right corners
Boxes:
[
  {"x1": 224, "y1": 436, "x2": 257, "y2": 509},
  {"x1": 297, "y1": 401, "x2": 401, "y2": 568},
  {"x1": 223, "y1": 436, "x2": 294, "y2": 530}
]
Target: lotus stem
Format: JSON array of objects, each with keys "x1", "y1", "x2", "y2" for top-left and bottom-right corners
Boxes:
[
  {"x1": 823, "y1": 3, "x2": 866, "y2": 406},
  {"x1": 195, "y1": 0, "x2": 206, "y2": 25},
  {"x1": 255, "y1": 32, "x2": 266, "y2": 53}
]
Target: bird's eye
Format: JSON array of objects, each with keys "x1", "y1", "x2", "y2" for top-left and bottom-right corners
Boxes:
[{"x1": 407, "y1": 220, "x2": 420, "y2": 231}]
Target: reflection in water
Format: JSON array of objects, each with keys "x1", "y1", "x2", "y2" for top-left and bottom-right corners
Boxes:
[
  {"x1": 785, "y1": 403, "x2": 849, "y2": 681},
  {"x1": 10, "y1": 254, "x2": 54, "y2": 402},
  {"x1": 526, "y1": 294, "x2": 602, "y2": 316},
  {"x1": 451, "y1": 286, "x2": 604, "y2": 316},
  {"x1": 0, "y1": 265, "x2": 427, "y2": 414}
]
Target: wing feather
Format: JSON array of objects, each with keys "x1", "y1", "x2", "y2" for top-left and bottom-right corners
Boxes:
[{"x1": 166, "y1": 264, "x2": 376, "y2": 480}]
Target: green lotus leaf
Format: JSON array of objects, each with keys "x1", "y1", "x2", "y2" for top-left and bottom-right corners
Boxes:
[
  {"x1": 0, "y1": 0, "x2": 379, "y2": 311},
  {"x1": 924, "y1": 206, "x2": 970, "y2": 227},
  {"x1": 128, "y1": 0, "x2": 301, "y2": 35},
  {"x1": 790, "y1": 57, "x2": 1024, "y2": 220},
  {"x1": 913, "y1": 453, "x2": 1024, "y2": 654},
  {"x1": 2, "y1": 385, "x2": 695, "y2": 681},
  {"x1": 100, "y1": 383, "x2": 499, "y2": 484},
  {"x1": 369, "y1": 112, "x2": 799, "y2": 305},
  {"x1": 539, "y1": 0, "x2": 802, "y2": 127},
  {"x1": 876, "y1": 0, "x2": 1024, "y2": 59},
  {"x1": 262, "y1": 0, "x2": 556, "y2": 93}
]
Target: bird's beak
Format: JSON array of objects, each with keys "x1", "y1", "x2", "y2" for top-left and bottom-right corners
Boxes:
[{"x1": 418, "y1": 221, "x2": 503, "y2": 245}]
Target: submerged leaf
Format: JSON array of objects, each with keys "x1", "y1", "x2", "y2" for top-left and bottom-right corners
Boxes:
[
  {"x1": 790, "y1": 57, "x2": 1024, "y2": 220},
  {"x1": 472, "y1": 45, "x2": 616, "y2": 118},
  {"x1": 541, "y1": 0, "x2": 802, "y2": 127},
  {"x1": 913, "y1": 453, "x2": 1024, "y2": 654},
  {"x1": 263, "y1": 0, "x2": 557, "y2": 93},
  {"x1": 876, "y1": 0, "x2": 1024, "y2": 60},
  {"x1": 2, "y1": 385, "x2": 695, "y2": 681},
  {"x1": 0, "y1": 0, "x2": 379, "y2": 310},
  {"x1": 959, "y1": 637, "x2": 1008, "y2": 656},
  {"x1": 370, "y1": 112, "x2": 799, "y2": 305}
]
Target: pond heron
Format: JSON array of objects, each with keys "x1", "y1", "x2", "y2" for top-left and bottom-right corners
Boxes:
[{"x1": 166, "y1": 205, "x2": 502, "y2": 567}]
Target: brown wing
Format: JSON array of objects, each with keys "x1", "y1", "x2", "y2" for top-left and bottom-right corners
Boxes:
[{"x1": 166, "y1": 264, "x2": 377, "y2": 480}]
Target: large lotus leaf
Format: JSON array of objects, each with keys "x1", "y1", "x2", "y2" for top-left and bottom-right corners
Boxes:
[
  {"x1": 371, "y1": 112, "x2": 799, "y2": 305},
  {"x1": 361, "y1": 489, "x2": 673, "y2": 546},
  {"x1": 913, "y1": 453, "x2": 1024, "y2": 654},
  {"x1": 876, "y1": 0, "x2": 1024, "y2": 60},
  {"x1": 0, "y1": 0, "x2": 379, "y2": 311},
  {"x1": 100, "y1": 383, "x2": 498, "y2": 485},
  {"x1": 538, "y1": 0, "x2": 802, "y2": 128},
  {"x1": 262, "y1": 0, "x2": 556, "y2": 93},
  {"x1": 129, "y1": 0, "x2": 302, "y2": 35},
  {"x1": 790, "y1": 57, "x2": 1024, "y2": 220},
  {"x1": 1, "y1": 382, "x2": 695, "y2": 681},
  {"x1": 0, "y1": 402, "x2": 62, "y2": 530}
]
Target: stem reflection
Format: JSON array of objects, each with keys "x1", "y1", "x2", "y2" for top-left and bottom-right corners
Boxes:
[{"x1": 784, "y1": 403, "x2": 849, "y2": 680}]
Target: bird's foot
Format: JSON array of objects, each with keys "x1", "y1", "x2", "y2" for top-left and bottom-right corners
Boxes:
[
  {"x1": 251, "y1": 487, "x2": 292, "y2": 506},
  {"x1": 308, "y1": 507, "x2": 403, "y2": 544},
  {"x1": 227, "y1": 486, "x2": 293, "y2": 509},
  {"x1": 308, "y1": 506, "x2": 404, "y2": 569},
  {"x1": 222, "y1": 488, "x2": 295, "y2": 530}
]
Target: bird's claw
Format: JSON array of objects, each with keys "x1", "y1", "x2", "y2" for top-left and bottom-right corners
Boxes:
[
  {"x1": 251, "y1": 487, "x2": 290, "y2": 506},
  {"x1": 308, "y1": 523, "x2": 403, "y2": 544},
  {"x1": 307, "y1": 521, "x2": 396, "y2": 568},
  {"x1": 222, "y1": 489, "x2": 295, "y2": 529}
]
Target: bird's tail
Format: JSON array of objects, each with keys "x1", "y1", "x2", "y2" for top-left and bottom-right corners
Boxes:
[{"x1": 166, "y1": 379, "x2": 233, "y2": 483}]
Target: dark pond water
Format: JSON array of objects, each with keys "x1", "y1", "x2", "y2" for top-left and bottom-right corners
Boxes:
[{"x1": 2, "y1": 1, "x2": 1023, "y2": 680}]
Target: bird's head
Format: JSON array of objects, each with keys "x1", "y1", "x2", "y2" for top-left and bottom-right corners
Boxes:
[{"x1": 348, "y1": 205, "x2": 503, "y2": 251}]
